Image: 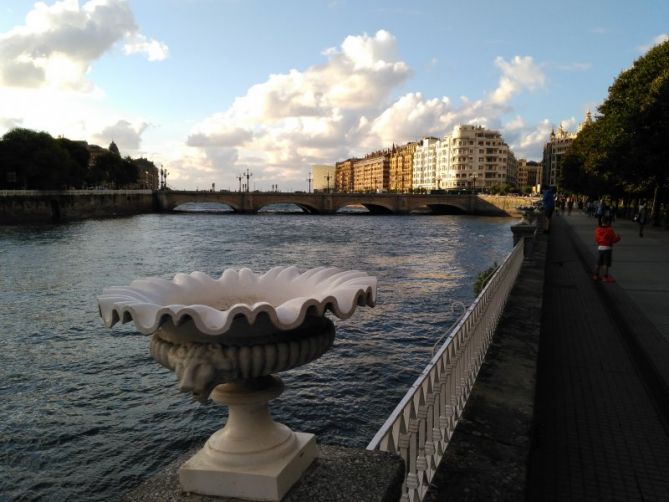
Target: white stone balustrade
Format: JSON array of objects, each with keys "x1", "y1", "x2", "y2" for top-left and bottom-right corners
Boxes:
[{"x1": 367, "y1": 242, "x2": 524, "y2": 502}]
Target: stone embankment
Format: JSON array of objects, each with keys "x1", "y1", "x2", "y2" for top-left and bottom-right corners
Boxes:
[{"x1": 0, "y1": 190, "x2": 155, "y2": 224}]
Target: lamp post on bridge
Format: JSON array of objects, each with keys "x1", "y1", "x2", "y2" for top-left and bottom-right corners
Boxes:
[
  {"x1": 306, "y1": 172, "x2": 312, "y2": 193},
  {"x1": 326, "y1": 172, "x2": 331, "y2": 193},
  {"x1": 243, "y1": 169, "x2": 253, "y2": 193},
  {"x1": 237, "y1": 174, "x2": 243, "y2": 192}
]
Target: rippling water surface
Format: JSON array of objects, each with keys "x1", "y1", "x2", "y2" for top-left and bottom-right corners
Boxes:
[{"x1": 0, "y1": 212, "x2": 514, "y2": 500}]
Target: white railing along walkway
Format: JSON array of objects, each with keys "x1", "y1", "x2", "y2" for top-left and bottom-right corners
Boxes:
[{"x1": 367, "y1": 241, "x2": 525, "y2": 502}]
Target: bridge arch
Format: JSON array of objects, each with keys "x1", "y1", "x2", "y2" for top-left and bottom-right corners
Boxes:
[
  {"x1": 174, "y1": 201, "x2": 235, "y2": 213},
  {"x1": 169, "y1": 196, "x2": 242, "y2": 212},
  {"x1": 333, "y1": 199, "x2": 395, "y2": 214},
  {"x1": 255, "y1": 200, "x2": 321, "y2": 214},
  {"x1": 420, "y1": 203, "x2": 467, "y2": 215}
]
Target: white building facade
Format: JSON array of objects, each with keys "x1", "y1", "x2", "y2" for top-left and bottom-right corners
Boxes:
[
  {"x1": 412, "y1": 125, "x2": 512, "y2": 191},
  {"x1": 412, "y1": 137, "x2": 440, "y2": 191}
]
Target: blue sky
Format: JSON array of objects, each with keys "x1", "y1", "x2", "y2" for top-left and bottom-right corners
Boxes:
[{"x1": 0, "y1": 0, "x2": 667, "y2": 191}]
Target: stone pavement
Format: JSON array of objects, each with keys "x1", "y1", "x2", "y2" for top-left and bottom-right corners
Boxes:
[{"x1": 527, "y1": 213, "x2": 669, "y2": 501}]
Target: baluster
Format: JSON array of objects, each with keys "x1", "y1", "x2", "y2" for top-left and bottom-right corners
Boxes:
[{"x1": 398, "y1": 415, "x2": 410, "y2": 500}]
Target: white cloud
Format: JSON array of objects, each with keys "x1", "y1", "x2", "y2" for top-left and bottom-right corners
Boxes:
[
  {"x1": 185, "y1": 30, "x2": 412, "y2": 188},
  {"x1": 489, "y1": 56, "x2": 545, "y2": 104},
  {"x1": 92, "y1": 119, "x2": 149, "y2": 152},
  {"x1": 123, "y1": 34, "x2": 169, "y2": 61},
  {"x1": 183, "y1": 31, "x2": 556, "y2": 190},
  {"x1": 0, "y1": 116, "x2": 23, "y2": 132},
  {"x1": 0, "y1": 0, "x2": 167, "y2": 90},
  {"x1": 504, "y1": 116, "x2": 579, "y2": 160},
  {"x1": 638, "y1": 34, "x2": 669, "y2": 53},
  {"x1": 369, "y1": 92, "x2": 452, "y2": 145}
]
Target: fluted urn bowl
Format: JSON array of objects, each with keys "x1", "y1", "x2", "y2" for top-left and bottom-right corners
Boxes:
[
  {"x1": 98, "y1": 266, "x2": 377, "y2": 401},
  {"x1": 98, "y1": 266, "x2": 376, "y2": 500}
]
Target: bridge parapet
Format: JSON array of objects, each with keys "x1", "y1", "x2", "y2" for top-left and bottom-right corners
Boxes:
[{"x1": 158, "y1": 191, "x2": 531, "y2": 216}]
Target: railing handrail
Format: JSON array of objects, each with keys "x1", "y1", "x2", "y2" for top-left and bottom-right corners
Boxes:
[{"x1": 366, "y1": 239, "x2": 525, "y2": 501}]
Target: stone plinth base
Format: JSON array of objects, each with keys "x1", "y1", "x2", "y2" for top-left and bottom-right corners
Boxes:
[
  {"x1": 511, "y1": 223, "x2": 537, "y2": 256},
  {"x1": 122, "y1": 444, "x2": 404, "y2": 502},
  {"x1": 179, "y1": 433, "x2": 316, "y2": 501}
]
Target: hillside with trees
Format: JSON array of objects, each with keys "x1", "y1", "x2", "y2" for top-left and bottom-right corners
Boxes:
[{"x1": 0, "y1": 128, "x2": 159, "y2": 190}]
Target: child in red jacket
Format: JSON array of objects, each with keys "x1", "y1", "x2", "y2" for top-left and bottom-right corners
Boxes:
[{"x1": 593, "y1": 215, "x2": 621, "y2": 282}]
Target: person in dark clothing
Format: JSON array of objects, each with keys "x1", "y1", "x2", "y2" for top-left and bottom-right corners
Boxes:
[
  {"x1": 635, "y1": 201, "x2": 648, "y2": 237},
  {"x1": 542, "y1": 188, "x2": 555, "y2": 233}
]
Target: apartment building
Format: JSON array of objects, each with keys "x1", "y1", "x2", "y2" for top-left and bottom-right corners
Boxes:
[
  {"x1": 542, "y1": 124, "x2": 575, "y2": 189},
  {"x1": 517, "y1": 159, "x2": 542, "y2": 192},
  {"x1": 312, "y1": 164, "x2": 336, "y2": 192},
  {"x1": 389, "y1": 142, "x2": 417, "y2": 192},
  {"x1": 542, "y1": 112, "x2": 593, "y2": 189},
  {"x1": 353, "y1": 150, "x2": 391, "y2": 192},
  {"x1": 334, "y1": 159, "x2": 356, "y2": 193},
  {"x1": 412, "y1": 137, "x2": 440, "y2": 191},
  {"x1": 413, "y1": 125, "x2": 511, "y2": 191}
]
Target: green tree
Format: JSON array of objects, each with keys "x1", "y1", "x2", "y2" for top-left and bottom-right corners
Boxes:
[
  {"x1": 56, "y1": 138, "x2": 90, "y2": 188},
  {"x1": 89, "y1": 152, "x2": 137, "y2": 188},
  {"x1": 560, "y1": 40, "x2": 669, "y2": 211},
  {"x1": 0, "y1": 128, "x2": 72, "y2": 189}
]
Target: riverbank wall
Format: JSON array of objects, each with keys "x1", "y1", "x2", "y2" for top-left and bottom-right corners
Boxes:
[{"x1": 0, "y1": 190, "x2": 156, "y2": 224}]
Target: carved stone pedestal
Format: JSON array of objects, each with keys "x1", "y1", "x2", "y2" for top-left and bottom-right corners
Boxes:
[{"x1": 179, "y1": 376, "x2": 317, "y2": 501}]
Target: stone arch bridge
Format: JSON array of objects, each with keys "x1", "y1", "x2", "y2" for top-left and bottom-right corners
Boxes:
[{"x1": 155, "y1": 191, "x2": 529, "y2": 216}]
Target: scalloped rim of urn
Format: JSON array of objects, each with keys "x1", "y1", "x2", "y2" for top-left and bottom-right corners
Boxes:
[{"x1": 98, "y1": 266, "x2": 376, "y2": 339}]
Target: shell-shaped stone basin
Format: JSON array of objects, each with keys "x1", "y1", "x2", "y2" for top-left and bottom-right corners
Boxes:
[
  {"x1": 97, "y1": 266, "x2": 376, "y2": 343},
  {"x1": 97, "y1": 266, "x2": 376, "y2": 401}
]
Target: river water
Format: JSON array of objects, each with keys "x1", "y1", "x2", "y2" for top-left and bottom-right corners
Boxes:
[{"x1": 0, "y1": 210, "x2": 515, "y2": 500}]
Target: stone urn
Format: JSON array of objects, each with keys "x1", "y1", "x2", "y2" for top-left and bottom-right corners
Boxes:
[
  {"x1": 98, "y1": 266, "x2": 376, "y2": 501},
  {"x1": 517, "y1": 205, "x2": 540, "y2": 225}
]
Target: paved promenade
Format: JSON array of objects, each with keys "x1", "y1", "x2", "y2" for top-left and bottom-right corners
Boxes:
[{"x1": 527, "y1": 212, "x2": 669, "y2": 501}]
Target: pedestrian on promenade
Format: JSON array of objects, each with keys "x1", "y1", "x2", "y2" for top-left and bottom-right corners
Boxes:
[
  {"x1": 542, "y1": 188, "x2": 555, "y2": 233},
  {"x1": 593, "y1": 215, "x2": 621, "y2": 283},
  {"x1": 567, "y1": 195, "x2": 574, "y2": 215},
  {"x1": 635, "y1": 200, "x2": 648, "y2": 237},
  {"x1": 595, "y1": 198, "x2": 607, "y2": 226}
]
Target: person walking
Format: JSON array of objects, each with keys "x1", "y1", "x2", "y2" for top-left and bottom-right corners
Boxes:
[
  {"x1": 593, "y1": 215, "x2": 621, "y2": 283},
  {"x1": 635, "y1": 201, "x2": 648, "y2": 237},
  {"x1": 595, "y1": 198, "x2": 607, "y2": 226},
  {"x1": 542, "y1": 188, "x2": 556, "y2": 233}
]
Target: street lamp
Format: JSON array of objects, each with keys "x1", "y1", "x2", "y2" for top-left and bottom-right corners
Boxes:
[
  {"x1": 244, "y1": 169, "x2": 253, "y2": 192},
  {"x1": 306, "y1": 172, "x2": 313, "y2": 193}
]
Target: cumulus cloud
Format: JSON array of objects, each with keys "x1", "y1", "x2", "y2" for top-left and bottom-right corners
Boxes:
[
  {"x1": 369, "y1": 92, "x2": 452, "y2": 145},
  {"x1": 638, "y1": 34, "x2": 669, "y2": 53},
  {"x1": 92, "y1": 119, "x2": 149, "y2": 151},
  {"x1": 0, "y1": 0, "x2": 167, "y2": 90},
  {"x1": 489, "y1": 56, "x2": 545, "y2": 104},
  {"x1": 123, "y1": 34, "x2": 169, "y2": 61},
  {"x1": 503, "y1": 116, "x2": 579, "y2": 160},
  {"x1": 0, "y1": 116, "x2": 24, "y2": 133},
  {"x1": 182, "y1": 32, "x2": 549, "y2": 189},
  {"x1": 186, "y1": 30, "x2": 411, "y2": 184}
]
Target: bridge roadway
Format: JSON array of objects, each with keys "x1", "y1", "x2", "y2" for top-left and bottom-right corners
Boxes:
[{"x1": 156, "y1": 190, "x2": 530, "y2": 216}]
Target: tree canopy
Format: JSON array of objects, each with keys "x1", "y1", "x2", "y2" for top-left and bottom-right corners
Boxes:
[
  {"x1": 561, "y1": 40, "x2": 669, "y2": 201},
  {"x1": 0, "y1": 128, "x2": 149, "y2": 189}
]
